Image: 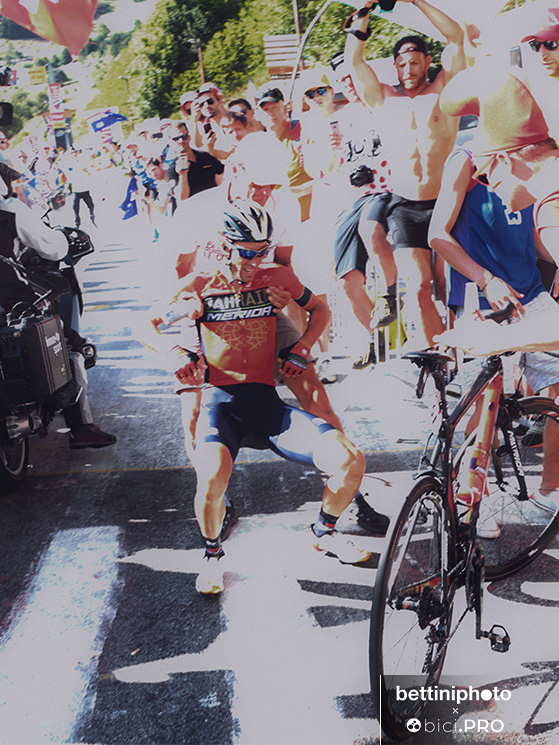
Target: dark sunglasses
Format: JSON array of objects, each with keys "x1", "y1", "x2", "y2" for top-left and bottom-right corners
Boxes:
[
  {"x1": 172, "y1": 134, "x2": 189, "y2": 141},
  {"x1": 528, "y1": 39, "x2": 558, "y2": 52},
  {"x1": 200, "y1": 97, "x2": 215, "y2": 105},
  {"x1": 231, "y1": 244, "x2": 271, "y2": 259},
  {"x1": 305, "y1": 86, "x2": 329, "y2": 99}
]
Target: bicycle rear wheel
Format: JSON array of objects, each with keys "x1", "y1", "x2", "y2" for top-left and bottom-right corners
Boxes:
[
  {"x1": 476, "y1": 396, "x2": 559, "y2": 581},
  {"x1": 370, "y1": 476, "x2": 455, "y2": 741}
]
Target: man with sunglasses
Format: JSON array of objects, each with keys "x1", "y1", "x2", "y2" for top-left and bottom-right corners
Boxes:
[
  {"x1": 255, "y1": 85, "x2": 314, "y2": 222},
  {"x1": 157, "y1": 201, "x2": 371, "y2": 594},
  {"x1": 517, "y1": 9, "x2": 559, "y2": 141},
  {"x1": 228, "y1": 98, "x2": 266, "y2": 134},
  {"x1": 168, "y1": 121, "x2": 224, "y2": 202},
  {"x1": 192, "y1": 82, "x2": 227, "y2": 150},
  {"x1": 344, "y1": 0, "x2": 466, "y2": 350}
]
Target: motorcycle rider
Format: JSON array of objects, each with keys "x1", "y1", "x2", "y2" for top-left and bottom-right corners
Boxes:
[{"x1": 0, "y1": 151, "x2": 116, "y2": 449}]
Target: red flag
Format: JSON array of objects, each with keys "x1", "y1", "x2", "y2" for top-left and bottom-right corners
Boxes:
[{"x1": 0, "y1": 0, "x2": 98, "y2": 57}]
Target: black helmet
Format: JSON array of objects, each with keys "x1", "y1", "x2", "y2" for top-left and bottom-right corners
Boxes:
[{"x1": 220, "y1": 201, "x2": 273, "y2": 244}]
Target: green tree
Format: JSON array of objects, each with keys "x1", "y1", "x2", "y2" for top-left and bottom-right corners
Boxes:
[
  {"x1": 137, "y1": 0, "x2": 246, "y2": 117},
  {"x1": 60, "y1": 48, "x2": 72, "y2": 65}
]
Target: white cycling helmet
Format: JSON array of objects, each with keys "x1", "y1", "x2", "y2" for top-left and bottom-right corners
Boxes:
[{"x1": 220, "y1": 200, "x2": 273, "y2": 244}]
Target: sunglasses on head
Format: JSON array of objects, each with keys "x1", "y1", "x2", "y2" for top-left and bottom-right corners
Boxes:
[
  {"x1": 172, "y1": 133, "x2": 189, "y2": 141},
  {"x1": 305, "y1": 86, "x2": 329, "y2": 99},
  {"x1": 528, "y1": 39, "x2": 559, "y2": 52},
  {"x1": 200, "y1": 97, "x2": 215, "y2": 105}
]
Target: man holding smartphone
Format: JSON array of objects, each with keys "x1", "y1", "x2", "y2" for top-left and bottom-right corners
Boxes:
[{"x1": 168, "y1": 121, "x2": 224, "y2": 202}]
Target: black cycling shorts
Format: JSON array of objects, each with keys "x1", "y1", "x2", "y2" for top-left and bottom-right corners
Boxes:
[
  {"x1": 196, "y1": 383, "x2": 335, "y2": 463},
  {"x1": 334, "y1": 191, "x2": 391, "y2": 279},
  {"x1": 386, "y1": 193, "x2": 436, "y2": 251}
]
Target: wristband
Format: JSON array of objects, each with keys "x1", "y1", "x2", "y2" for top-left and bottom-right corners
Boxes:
[{"x1": 343, "y1": 6, "x2": 374, "y2": 40}]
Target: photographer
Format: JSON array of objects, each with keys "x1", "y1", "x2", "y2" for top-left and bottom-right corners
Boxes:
[{"x1": 0, "y1": 151, "x2": 116, "y2": 449}]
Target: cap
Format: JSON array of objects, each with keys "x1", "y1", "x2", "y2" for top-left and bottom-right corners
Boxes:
[
  {"x1": 198, "y1": 82, "x2": 222, "y2": 97},
  {"x1": 393, "y1": 35, "x2": 429, "y2": 59},
  {"x1": 299, "y1": 66, "x2": 332, "y2": 93},
  {"x1": 233, "y1": 132, "x2": 289, "y2": 186},
  {"x1": 180, "y1": 91, "x2": 197, "y2": 107},
  {"x1": 440, "y1": 67, "x2": 549, "y2": 155},
  {"x1": 255, "y1": 85, "x2": 285, "y2": 106},
  {"x1": 521, "y1": 8, "x2": 559, "y2": 42}
]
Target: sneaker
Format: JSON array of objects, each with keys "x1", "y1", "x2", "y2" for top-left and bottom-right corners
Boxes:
[
  {"x1": 521, "y1": 415, "x2": 545, "y2": 448},
  {"x1": 371, "y1": 295, "x2": 397, "y2": 328},
  {"x1": 69, "y1": 423, "x2": 117, "y2": 449},
  {"x1": 195, "y1": 554, "x2": 225, "y2": 595},
  {"x1": 530, "y1": 488, "x2": 559, "y2": 515},
  {"x1": 354, "y1": 496, "x2": 390, "y2": 536},
  {"x1": 352, "y1": 342, "x2": 377, "y2": 370},
  {"x1": 220, "y1": 501, "x2": 239, "y2": 541},
  {"x1": 476, "y1": 501, "x2": 501, "y2": 539},
  {"x1": 317, "y1": 355, "x2": 338, "y2": 384},
  {"x1": 311, "y1": 527, "x2": 372, "y2": 564}
]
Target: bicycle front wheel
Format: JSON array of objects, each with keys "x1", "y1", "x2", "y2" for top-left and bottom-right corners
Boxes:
[
  {"x1": 370, "y1": 476, "x2": 455, "y2": 741},
  {"x1": 478, "y1": 396, "x2": 559, "y2": 581}
]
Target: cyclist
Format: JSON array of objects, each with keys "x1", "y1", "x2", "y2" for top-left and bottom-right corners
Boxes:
[{"x1": 155, "y1": 202, "x2": 370, "y2": 594}]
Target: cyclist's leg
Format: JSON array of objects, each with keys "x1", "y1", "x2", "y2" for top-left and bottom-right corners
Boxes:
[{"x1": 269, "y1": 404, "x2": 365, "y2": 518}]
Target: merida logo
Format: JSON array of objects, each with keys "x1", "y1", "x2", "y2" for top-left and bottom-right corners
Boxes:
[{"x1": 207, "y1": 306, "x2": 273, "y2": 322}]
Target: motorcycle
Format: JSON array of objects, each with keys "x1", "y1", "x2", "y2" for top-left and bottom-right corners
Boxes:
[{"x1": 0, "y1": 225, "x2": 96, "y2": 495}]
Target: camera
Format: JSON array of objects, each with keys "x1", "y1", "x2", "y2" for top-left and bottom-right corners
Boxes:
[{"x1": 349, "y1": 165, "x2": 375, "y2": 188}]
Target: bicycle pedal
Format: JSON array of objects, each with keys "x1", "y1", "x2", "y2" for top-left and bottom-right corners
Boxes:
[{"x1": 483, "y1": 624, "x2": 511, "y2": 653}]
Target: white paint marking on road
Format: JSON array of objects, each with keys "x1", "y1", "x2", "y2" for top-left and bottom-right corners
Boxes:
[{"x1": 0, "y1": 527, "x2": 122, "y2": 744}]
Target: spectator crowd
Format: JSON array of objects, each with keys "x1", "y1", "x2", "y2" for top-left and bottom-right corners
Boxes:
[{"x1": 2, "y1": 0, "x2": 559, "y2": 592}]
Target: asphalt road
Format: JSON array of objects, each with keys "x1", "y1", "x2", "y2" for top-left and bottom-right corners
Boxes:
[{"x1": 0, "y1": 208, "x2": 558, "y2": 745}]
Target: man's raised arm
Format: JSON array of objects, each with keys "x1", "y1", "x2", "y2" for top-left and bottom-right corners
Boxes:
[
  {"x1": 344, "y1": 0, "x2": 386, "y2": 108},
  {"x1": 403, "y1": 0, "x2": 465, "y2": 82}
]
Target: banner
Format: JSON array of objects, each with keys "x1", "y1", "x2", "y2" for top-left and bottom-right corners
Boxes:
[
  {"x1": 27, "y1": 66, "x2": 48, "y2": 85},
  {"x1": 0, "y1": 0, "x2": 98, "y2": 57}
]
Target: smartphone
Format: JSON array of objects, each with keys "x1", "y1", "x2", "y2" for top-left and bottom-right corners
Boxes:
[
  {"x1": 330, "y1": 120, "x2": 340, "y2": 136},
  {"x1": 203, "y1": 121, "x2": 212, "y2": 134}
]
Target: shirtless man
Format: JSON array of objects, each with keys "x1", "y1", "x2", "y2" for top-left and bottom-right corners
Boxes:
[{"x1": 344, "y1": 0, "x2": 465, "y2": 348}]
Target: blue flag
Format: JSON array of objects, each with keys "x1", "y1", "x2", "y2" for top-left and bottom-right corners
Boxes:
[
  {"x1": 120, "y1": 176, "x2": 138, "y2": 220},
  {"x1": 91, "y1": 110, "x2": 128, "y2": 132}
]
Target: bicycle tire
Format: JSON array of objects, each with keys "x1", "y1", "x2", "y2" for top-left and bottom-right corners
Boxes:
[
  {"x1": 369, "y1": 476, "x2": 455, "y2": 741},
  {"x1": 471, "y1": 396, "x2": 559, "y2": 581}
]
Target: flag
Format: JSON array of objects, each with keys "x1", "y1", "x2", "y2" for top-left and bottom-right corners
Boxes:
[
  {"x1": 90, "y1": 110, "x2": 128, "y2": 133},
  {"x1": 120, "y1": 176, "x2": 138, "y2": 220},
  {"x1": 0, "y1": 0, "x2": 98, "y2": 57}
]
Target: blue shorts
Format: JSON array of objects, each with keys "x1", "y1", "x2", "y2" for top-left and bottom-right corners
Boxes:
[{"x1": 196, "y1": 383, "x2": 335, "y2": 463}]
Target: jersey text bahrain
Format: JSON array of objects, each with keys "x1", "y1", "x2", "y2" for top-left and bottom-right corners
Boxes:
[{"x1": 185, "y1": 264, "x2": 309, "y2": 387}]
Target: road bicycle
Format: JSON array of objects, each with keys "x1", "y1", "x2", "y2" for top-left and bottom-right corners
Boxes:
[{"x1": 369, "y1": 343, "x2": 559, "y2": 740}]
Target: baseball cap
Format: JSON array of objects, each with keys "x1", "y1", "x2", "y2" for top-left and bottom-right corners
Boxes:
[
  {"x1": 393, "y1": 35, "x2": 429, "y2": 59},
  {"x1": 440, "y1": 67, "x2": 549, "y2": 155},
  {"x1": 299, "y1": 66, "x2": 331, "y2": 93},
  {"x1": 255, "y1": 85, "x2": 285, "y2": 106},
  {"x1": 180, "y1": 91, "x2": 197, "y2": 107},
  {"x1": 233, "y1": 132, "x2": 289, "y2": 186},
  {"x1": 521, "y1": 8, "x2": 559, "y2": 42},
  {"x1": 198, "y1": 82, "x2": 222, "y2": 97}
]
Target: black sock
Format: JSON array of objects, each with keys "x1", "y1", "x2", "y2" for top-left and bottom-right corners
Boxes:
[
  {"x1": 203, "y1": 536, "x2": 224, "y2": 559},
  {"x1": 312, "y1": 508, "x2": 338, "y2": 537}
]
